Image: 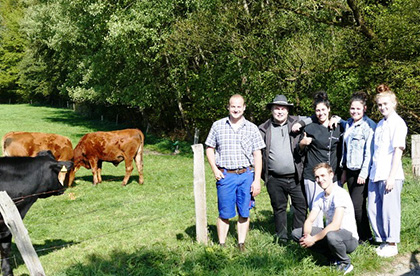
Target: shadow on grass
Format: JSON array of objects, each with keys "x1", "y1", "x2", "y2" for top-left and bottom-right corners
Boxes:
[
  {"x1": 40, "y1": 107, "x2": 127, "y2": 133},
  {"x1": 408, "y1": 249, "x2": 420, "y2": 274},
  {"x1": 41, "y1": 106, "x2": 193, "y2": 154},
  {"x1": 183, "y1": 208, "x2": 298, "y2": 244},
  {"x1": 11, "y1": 239, "x2": 79, "y2": 272},
  {"x1": 73, "y1": 175, "x2": 141, "y2": 187},
  {"x1": 60, "y1": 244, "x2": 310, "y2": 275}
]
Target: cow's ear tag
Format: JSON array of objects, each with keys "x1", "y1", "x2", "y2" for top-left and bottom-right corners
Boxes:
[{"x1": 60, "y1": 166, "x2": 68, "y2": 172}]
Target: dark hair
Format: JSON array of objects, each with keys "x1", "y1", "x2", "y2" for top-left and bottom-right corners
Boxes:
[
  {"x1": 350, "y1": 91, "x2": 368, "y2": 106},
  {"x1": 313, "y1": 91, "x2": 330, "y2": 109},
  {"x1": 376, "y1": 84, "x2": 390, "y2": 94}
]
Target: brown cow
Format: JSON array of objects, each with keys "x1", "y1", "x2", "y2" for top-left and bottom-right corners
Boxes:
[
  {"x1": 1, "y1": 131, "x2": 75, "y2": 186},
  {"x1": 71, "y1": 128, "x2": 144, "y2": 186},
  {"x1": 2, "y1": 131, "x2": 74, "y2": 160}
]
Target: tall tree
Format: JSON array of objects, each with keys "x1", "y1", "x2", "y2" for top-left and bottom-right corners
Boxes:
[
  {"x1": 0, "y1": 0, "x2": 26, "y2": 102},
  {"x1": 6, "y1": 0, "x2": 419, "y2": 137}
]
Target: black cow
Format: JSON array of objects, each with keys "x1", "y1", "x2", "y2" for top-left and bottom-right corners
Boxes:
[{"x1": 0, "y1": 151, "x2": 73, "y2": 276}]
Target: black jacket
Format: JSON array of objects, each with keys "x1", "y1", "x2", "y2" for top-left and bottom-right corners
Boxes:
[{"x1": 258, "y1": 116, "x2": 305, "y2": 183}]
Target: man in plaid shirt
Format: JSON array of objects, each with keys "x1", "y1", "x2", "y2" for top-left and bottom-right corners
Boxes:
[{"x1": 205, "y1": 94, "x2": 265, "y2": 251}]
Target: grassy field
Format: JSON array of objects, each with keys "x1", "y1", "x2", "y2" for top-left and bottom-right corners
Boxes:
[{"x1": 0, "y1": 104, "x2": 418, "y2": 275}]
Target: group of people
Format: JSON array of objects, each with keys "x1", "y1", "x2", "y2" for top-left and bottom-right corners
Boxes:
[{"x1": 205, "y1": 85, "x2": 407, "y2": 275}]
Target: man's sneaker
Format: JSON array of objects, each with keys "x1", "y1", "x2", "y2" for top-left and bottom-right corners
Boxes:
[
  {"x1": 377, "y1": 243, "x2": 398, "y2": 257},
  {"x1": 336, "y1": 262, "x2": 353, "y2": 275}
]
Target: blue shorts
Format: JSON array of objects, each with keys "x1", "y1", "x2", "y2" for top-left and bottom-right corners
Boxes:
[{"x1": 216, "y1": 168, "x2": 254, "y2": 219}]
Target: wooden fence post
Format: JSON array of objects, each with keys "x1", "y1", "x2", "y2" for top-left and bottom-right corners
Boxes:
[
  {"x1": 0, "y1": 192, "x2": 45, "y2": 276},
  {"x1": 412, "y1": 135, "x2": 420, "y2": 176},
  {"x1": 191, "y1": 144, "x2": 208, "y2": 245}
]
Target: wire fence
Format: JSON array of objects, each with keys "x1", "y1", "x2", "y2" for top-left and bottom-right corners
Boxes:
[{"x1": 1, "y1": 186, "x2": 155, "y2": 264}]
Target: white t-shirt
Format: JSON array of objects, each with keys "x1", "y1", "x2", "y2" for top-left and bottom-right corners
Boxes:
[
  {"x1": 370, "y1": 112, "x2": 407, "y2": 182},
  {"x1": 313, "y1": 185, "x2": 359, "y2": 240}
]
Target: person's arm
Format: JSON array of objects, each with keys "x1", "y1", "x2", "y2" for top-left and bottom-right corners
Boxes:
[
  {"x1": 358, "y1": 126, "x2": 375, "y2": 184},
  {"x1": 251, "y1": 149, "x2": 262, "y2": 196},
  {"x1": 303, "y1": 208, "x2": 319, "y2": 235},
  {"x1": 299, "y1": 208, "x2": 319, "y2": 248},
  {"x1": 312, "y1": 207, "x2": 344, "y2": 241},
  {"x1": 300, "y1": 207, "x2": 345, "y2": 248},
  {"x1": 292, "y1": 115, "x2": 314, "y2": 132},
  {"x1": 385, "y1": 147, "x2": 404, "y2": 192},
  {"x1": 329, "y1": 115, "x2": 344, "y2": 129},
  {"x1": 206, "y1": 147, "x2": 224, "y2": 181},
  {"x1": 340, "y1": 125, "x2": 348, "y2": 184}
]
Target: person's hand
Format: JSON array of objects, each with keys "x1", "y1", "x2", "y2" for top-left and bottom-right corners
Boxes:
[
  {"x1": 385, "y1": 177, "x2": 395, "y2": 192},
  {"x1": 214, "y1": 169, "x2": 224, "y2": 181},
  {"x1": 357, "y1": 176, "x2": 366, "y2": 185},
  {"x1": 299, "y1": 234, "x2": 315, "y2": 248},
  {"x1": 329, "y1": 116, "x2": 340, "y2": 129},
  {"x1": 251, "y1": 180, "x2": 261, "y2": 197},
  {"x1": 292, "y1": 123, "x2": 303, "y2": 132},
  {"x1": 300, "y1": 132, "x2": 312, "y2": 146}
]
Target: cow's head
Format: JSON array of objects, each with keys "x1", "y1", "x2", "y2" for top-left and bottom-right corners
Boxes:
[
  {"x1": 37, "y1": 151, "x2": 74, "y2": 193},
  {"x1": 68, "y1": 144, "x2": 86, "y2": 187}
]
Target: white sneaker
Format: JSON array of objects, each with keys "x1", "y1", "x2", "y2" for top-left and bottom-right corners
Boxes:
[
  {"x1": 377, "y1": 243, "x2": 398, "y2": 257},
  {"x1": 375, "y1": 242, "x2": 386, "y2": 253}
]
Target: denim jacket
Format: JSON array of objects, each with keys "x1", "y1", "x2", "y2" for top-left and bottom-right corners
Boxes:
[{"x1": 340, "y1": 115, "x2": 376, "y2": 180}]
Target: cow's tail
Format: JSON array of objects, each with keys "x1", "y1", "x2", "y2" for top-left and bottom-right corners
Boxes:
[{"x1": 135, "y1": 129, "x2": 145, "y2": 184}]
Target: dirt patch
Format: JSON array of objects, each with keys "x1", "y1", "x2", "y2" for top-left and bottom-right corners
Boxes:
[{"x1": 363, "y1": 251, "x2": 420, "y2": 276}]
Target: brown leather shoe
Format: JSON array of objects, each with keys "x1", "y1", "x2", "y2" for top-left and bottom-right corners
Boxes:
[{"x1": 238, "y1": 243, "x2": 245, "y2": 252}]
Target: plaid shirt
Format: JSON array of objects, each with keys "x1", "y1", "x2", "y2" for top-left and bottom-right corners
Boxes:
[{"x1": 205, "y1": 117, "x2": 266, "y2": 169}]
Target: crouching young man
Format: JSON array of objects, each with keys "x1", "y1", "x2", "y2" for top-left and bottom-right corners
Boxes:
[{"x1": 291, "y1": 163, "x2": 358, "y2": 274}]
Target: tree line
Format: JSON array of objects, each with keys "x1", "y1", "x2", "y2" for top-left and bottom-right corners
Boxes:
[{"x1": 1, "y1": 0, "x2": 419, "y2": 141}]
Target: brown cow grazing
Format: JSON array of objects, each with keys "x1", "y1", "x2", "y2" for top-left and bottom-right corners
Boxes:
[
  {"x1": 1, "y1": 131, "x2": 75, "y2": 186},
  {"x1": 71, "y1": 129, "x2": 144, "y2": 186}
]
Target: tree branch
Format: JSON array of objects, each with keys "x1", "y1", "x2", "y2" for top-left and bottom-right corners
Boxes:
[{"x1": 346, "y1": 0, "x2": 376, "y2": 39}]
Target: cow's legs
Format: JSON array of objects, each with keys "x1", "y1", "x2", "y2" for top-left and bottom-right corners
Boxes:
[
  {"x1": 122, "y1": 157, "x2": 134, "y2": 186},
  {"x1": 134, "y1": 150, "x2": 144, "y2": 185},
  {"x1": 89, "y1": 159, "x2": 99, "y2": 186},
  {"x1": 97, "y1": 160, "x2": 103, "y2": 183},
  {"x1": 0, "y1": 238, "x2": 13, "y2": 276}
]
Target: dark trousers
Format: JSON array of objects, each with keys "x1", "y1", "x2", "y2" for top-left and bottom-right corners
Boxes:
[
  {"x1": 346, "y1": 169, "x2": 372, "y2": 241},
  {"x1": 266, "y1": 174, "x2": 307, "y2": 240},
  {"x1": 291, "y1": 227, "x2": 358, "y2": 265}
]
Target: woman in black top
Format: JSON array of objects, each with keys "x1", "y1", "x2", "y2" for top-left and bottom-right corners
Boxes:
[{"x1": 299, "y1": 91, "x2": 343, "y2": 227}]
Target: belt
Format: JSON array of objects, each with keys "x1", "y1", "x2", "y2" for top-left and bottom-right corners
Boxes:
[
  {"x1": 218, "y1": 167, "x2": 251, "y2": 174},
  {"x1": 269, "y1": 172, "x2": 295, "y2": 179}
]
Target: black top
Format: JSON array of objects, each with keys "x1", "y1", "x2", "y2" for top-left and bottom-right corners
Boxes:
[{"x1": 301, "y1": 122, "x2": 343, "y2": 181}]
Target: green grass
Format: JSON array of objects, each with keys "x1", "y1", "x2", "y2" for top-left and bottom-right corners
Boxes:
[{"x1": 0, "y1": 104, "x2": 418, "y2": 275}]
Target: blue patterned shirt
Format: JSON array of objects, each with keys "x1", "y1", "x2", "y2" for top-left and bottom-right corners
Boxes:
[{"x1": 205, "y1": 117, "x2": 266, "y2": 169}]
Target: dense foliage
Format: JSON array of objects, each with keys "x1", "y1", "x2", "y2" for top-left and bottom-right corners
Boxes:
[{"x1": 1, "y1": 0, "x2": 419, "y2": 139}]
